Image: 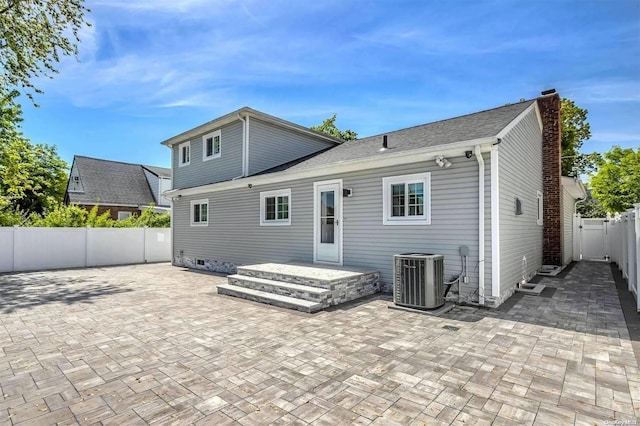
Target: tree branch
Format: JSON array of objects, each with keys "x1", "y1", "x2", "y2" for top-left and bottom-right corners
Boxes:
[{"x1": 0, "y1": 0, "x2": 20, "y2": 15}]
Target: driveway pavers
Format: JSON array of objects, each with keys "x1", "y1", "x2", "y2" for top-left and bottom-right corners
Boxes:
[{"x1": 0, "y1": 261, "x2": 638, "y2": 425}]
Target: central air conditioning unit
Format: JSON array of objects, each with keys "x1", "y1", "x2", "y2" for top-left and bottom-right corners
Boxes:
[{"x1": 393, "y1": 253, "x2": 445, "y2": 309}]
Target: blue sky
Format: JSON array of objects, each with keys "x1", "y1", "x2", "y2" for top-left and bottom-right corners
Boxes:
[{"x1": 18, "y1": 0, "x2": 640, "y2": 169}]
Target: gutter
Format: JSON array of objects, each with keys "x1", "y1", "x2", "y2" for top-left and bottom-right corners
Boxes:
[
  {"x1": 232, "y1": 113, "x2": 247, "y2": 179},
  {"x1": 475, "y1": 144, "x2": 485, "y2": 305},
  {"x1": 165, "y1": 136, "x2": 496, "y2": 198}
]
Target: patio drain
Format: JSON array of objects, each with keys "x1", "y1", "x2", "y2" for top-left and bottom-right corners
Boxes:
[{"x1": 442, "y1": 325, "x2": 460, "y2": 331}]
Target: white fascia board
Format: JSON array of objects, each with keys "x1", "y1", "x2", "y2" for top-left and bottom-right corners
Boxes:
[
  {"x1": 561, "y1": 176, "x2": 587, "y2": 200},
  {"x1": 496, "y1": 102, "x2": 538, "y2": 140},
  {"x1": 164, "y1": 137, "x2": 496, "y2": 198},
  {"x1": 161, "y1": 107, "x2": 342, "y2": 147},
  {"x1": 490, "y1": 145, "x2": 500, "y2": 298}
]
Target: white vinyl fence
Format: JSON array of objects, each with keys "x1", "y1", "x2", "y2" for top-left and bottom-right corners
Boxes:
[
  {"x1": 0, "y1": 227, "x2": 171, "y2": 273},
  {"x1": 607, "y1": 205, "x2": 640, "y2": 312}
]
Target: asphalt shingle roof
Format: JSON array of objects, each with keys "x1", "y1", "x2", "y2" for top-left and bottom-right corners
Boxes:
[
  {"x1": 272, "y1": 100, "x2": 535, "y2": 173},
  {"x1": 67, "y1": 156, "x2": 169, "y2": 206}
]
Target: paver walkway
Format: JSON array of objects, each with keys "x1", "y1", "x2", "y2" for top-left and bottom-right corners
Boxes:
[{"x1": 0, "y1": 261, "x2": 638, "y2": 425}]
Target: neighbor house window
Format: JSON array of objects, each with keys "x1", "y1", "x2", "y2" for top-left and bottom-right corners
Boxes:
[
  {"x1": 191, "y1": 199, "x2": 208, "y2": 226},
  {"x1": 203, "y1": 130, "x2": 221, "y2": 161},
  {"x1": 260, "y1": 189, "x2": 291, "y2": 226},
  {"x1": 117, "y1": 211, "x2": 132, "y2": 221},
  {"x1": 382, "y1": 173, "x2": 431, "y2": 225},
  {"x1": 179, "y1": 141, "x2": 190, "y2": 167},
  {"x1": 537, "y1": 191, "x2": 543, "y2": 226}
]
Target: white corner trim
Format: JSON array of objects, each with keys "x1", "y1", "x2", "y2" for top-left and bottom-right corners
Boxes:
[
  {"x1": 490, "y1": 145, "x2": 500, "y2": 298},
  {"x1": 536, "y1": 191, "x2": 544, "y2": 226},
  {"x1": 475, "y1": 145, "x2": 485, "y2": 305},
  {"x1": 496, "y1": 102, "x2": 538, "y2": 139},
  {"x1": 245, "y1": 115, "x2": 250, "y2": 176},
  {"x1": 382, "y1": 173, "x2": 431, "y2": 226},
  {"x1": 259, "y1": 188, "x2": 291, "y2": 226}
]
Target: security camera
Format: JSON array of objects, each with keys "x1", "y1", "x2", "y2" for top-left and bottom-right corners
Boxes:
[{"x1": 465, "y1": 150, "x2": 473, "y2": 159}]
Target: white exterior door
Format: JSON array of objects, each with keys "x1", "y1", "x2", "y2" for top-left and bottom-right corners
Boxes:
[{"x1": 314, "y1": 180, "x2": 342, "y2": 264}]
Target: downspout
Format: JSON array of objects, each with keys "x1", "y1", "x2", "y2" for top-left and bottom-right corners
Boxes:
[
  {"x1": 232, "y1": 113, "x2": 247, "y2": 179},
  {"x1": 475, "y1": 145, "x2": 485, "y2": 305}
]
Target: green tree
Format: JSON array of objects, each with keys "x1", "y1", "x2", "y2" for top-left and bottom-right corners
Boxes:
[
  {"x1": 589, "y1": 146, "x2": 640, "y2": 213},
  {"x1": 0, "y1": 94, "x2": 68, "y2": 215},
  {"x1": 0, "y1": 0, "x2": 91, "y2": 104},
  {"x1": 311, "y1": 114, "x2": 357, "y2": 141},
  {"x1": 561, "y1": 98, "x2": 596, "y2": 176},
  {"x1": 576, "y1": 190, "x2": 608, "y2": 218},
  {"x1": 29, "y1": 203, "x2": 87, "y2": 227}
]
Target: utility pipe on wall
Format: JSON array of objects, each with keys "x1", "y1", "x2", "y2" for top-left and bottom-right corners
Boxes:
[
  {"x1": 475, "y1": 145, "x2": 485, "y2": 305},
  {"x1": 233, "y1": 114, "x2": 247, "y2": 179}
]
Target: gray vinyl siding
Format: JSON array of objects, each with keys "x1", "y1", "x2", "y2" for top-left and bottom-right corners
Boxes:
[
  {"x1": 562, "y1": 186, "x2": 574, "y2": 265},
  {"x1": 248, "y1": 118, "x2": 336, "y2": 175},
  {"x1": 172, "y1": 157, "x2": 491, "y2": 298},
  {"x1": 172, "y1": 121, "x2": 243, "y2": 189},
  {"x1": 143, "y1": 169, "x2": 159, "y2": 205},
  {"x1": 498, "y1": 108, "x2": 543, "y2": 294}
]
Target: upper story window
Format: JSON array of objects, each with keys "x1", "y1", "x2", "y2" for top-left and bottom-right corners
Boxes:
[
  {"x1": 260, "y1": 189, "x2": 291, "y2": 226},
  {"x1": 179, "y1": 141, "x2": 190, "y2": 167},
  {"x1": 203, "y1": 130, "x2": 221, "y2": 161},
  {"x1": 536, "y1": 191, "x2": 543, "y2": 226},
  {"x1": 382, "y1": 173, "x2": 431, "y2": 225},
  {"x1": 191, "y1": 199, "x2": 209, "y2": 226}
]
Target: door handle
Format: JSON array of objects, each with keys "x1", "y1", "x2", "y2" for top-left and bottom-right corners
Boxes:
[{"x1": 336, "y1": 219, "x2": 339, "y2": 226}]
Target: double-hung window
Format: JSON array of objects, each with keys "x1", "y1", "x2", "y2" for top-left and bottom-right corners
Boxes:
[
  {"x1": 179, "y1": 141, "x2": 190, "y2": 167},
  {"x1": 203, "y1": 130, "x2": 221, "y2": 161},
  {"x1": 260, "y1": 189, "x2": 291, "y2": 226},
  {"x1": 191, "y1": 199, "x2": 209, "y2": 226},
  {"x1": 382, "y1": 173, "x2": 431, "y2": 225}
]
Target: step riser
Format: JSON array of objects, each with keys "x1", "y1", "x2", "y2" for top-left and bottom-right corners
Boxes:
[
  {"x1": 217, "y1": 286, "x2": 322, "y2": 313},
  {"x1": 228, "y1": 277, "x2": 329, "y2": 304},
  {"x1": 237, "y1": 269, "x2": 331, "y2": 289}
]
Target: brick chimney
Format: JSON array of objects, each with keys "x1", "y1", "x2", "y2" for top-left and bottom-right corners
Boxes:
[{"x1": 538, "y1": 89, "x2": 562, "y2": 265}]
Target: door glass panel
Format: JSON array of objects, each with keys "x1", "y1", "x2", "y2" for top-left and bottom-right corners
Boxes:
[
  {"x1": 321, "y1": 218, "x2": 334, "y2": 243},
  {"x1": 320, "y1": 190, "x2": 335, "y2": 244}
]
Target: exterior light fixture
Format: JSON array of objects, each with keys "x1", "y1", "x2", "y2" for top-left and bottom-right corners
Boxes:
[{"x1": 435, "y1": 156, "x2": 452, "y2": 168}]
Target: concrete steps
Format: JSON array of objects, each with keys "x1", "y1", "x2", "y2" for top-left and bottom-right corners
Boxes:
[
  {"x1": 217, "y1": 263, "x2": 380, "y2": 313},
  {"x1": 216, "y1": 284, "x2": 324, "y2": 313}
]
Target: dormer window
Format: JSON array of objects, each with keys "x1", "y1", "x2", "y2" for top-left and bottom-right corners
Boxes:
[{"x1": 203, "y1": 130, "x2": 221, "y2": 161}]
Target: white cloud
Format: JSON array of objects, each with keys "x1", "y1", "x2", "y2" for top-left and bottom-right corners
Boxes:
[{"x1": 564, "y1": 80, "x2": 640, "y2": 103}]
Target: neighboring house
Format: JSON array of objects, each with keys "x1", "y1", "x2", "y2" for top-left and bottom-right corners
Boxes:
[
  {"x1": 162, "y1": 90, "x2": 584, "y2": 308},
  {"x1": 64, "y1": 156, "x2": 172, "y2": 220}
]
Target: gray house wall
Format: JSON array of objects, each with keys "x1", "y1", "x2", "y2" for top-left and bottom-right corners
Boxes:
[
  {"x1": 172, "y1": 121, "x2": 243, "y2": 189},
  {"x1": 498, "y1": 108, "x2": 543, "y2": 296},
  {"x1": 248, "y1": 118, "x2": 336, "y2": 175},
  {"x1": 172, "y1": 157, "x2": 492, "y2": 300}
]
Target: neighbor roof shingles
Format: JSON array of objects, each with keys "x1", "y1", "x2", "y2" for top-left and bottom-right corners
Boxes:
[{"x1": 67, "y1": 156, "x2": 162, "y2": 206}]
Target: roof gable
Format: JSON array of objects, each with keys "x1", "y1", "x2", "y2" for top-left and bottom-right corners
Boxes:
[{"x1": 66, "y1": 156, "x2": 159, "y2": 206}]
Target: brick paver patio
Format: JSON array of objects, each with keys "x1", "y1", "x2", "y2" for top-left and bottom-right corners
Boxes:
[{"x1": 0, "y1": 261, "x2": 638, "y2": 425}]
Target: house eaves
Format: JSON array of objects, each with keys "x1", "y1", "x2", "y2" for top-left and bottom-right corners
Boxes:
[
  {"x1": 160, "y1": 107, "x2": 344, "y2": 147},
  {"x1": 164, "y1": 136, "x2": 498, "y2": 198}
]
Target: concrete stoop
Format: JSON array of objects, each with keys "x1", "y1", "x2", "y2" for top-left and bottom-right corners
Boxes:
[{"x1": 217, "y1": 263, "x2": 380, "y2": 313}]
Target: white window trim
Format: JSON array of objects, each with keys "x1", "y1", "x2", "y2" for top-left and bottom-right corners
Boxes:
[
  {"x1": 179, "y1": 141, "x2": 190, "y2": 167},
  {"x1": 202, "y1": 130, "x2": 221, "y2": 161},
  {"x1": 190, "y1": 199, "x2": 209, "y2": 226},
  {"x1": 117, "y1": 211, "x2": 132, "y2": 220},
  {"x1": 260, "y1": 188, "x2": 291, "y2": 226},
  {"x1": 536, "y1": 191, "x2": 544, "y2": 226},
  {"x1": 382, "y1": 172, "x2": 431, "y2": 225}
]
